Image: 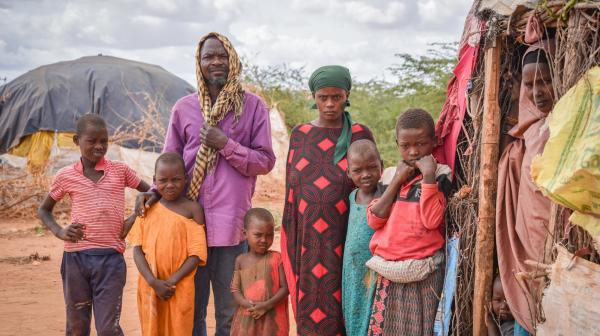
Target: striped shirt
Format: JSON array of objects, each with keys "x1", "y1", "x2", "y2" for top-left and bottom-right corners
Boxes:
[{"x1": 50, "y1": 158, "x2": 141, "y2": 253}]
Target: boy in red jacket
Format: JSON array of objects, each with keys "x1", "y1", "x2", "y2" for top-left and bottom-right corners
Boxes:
[{"x1": 366, "y1": 108, "x2": 451, "y2": 336}]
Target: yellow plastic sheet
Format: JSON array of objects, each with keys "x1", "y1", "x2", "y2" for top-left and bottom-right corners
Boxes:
[
  {"x1": 8, "y1": 131, "x2": 77, "y2": 173},
  {"x1": 532, "y1": 66, "x2": 600, "y2": 240}
]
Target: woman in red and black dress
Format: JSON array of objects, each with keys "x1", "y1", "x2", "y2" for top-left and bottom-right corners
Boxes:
[{"x1": 281, "y1": 65, "x2": 374, "y2": 335}]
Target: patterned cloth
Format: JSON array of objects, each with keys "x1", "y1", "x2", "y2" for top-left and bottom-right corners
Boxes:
[
  {"x1": 187, "y1": 32, "x2": 245, "y2": 201},
  {"x1": 342, "y1": 189, "x2": 376, "y2": 336},
  {"x1": 365, "y1": 249, "x2": 444, "y2": 284},
  {"x1": 230, "y1": 251, "x2": 289, "y2": 336},
  {"x1": 281, "y1": 122, "x2": 373, "y2": 335},
  {"x1": 368, "y1": 263, "x2": 444, "y2": 336}
]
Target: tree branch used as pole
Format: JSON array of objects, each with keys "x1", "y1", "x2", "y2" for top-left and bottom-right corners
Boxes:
[{"x1": 473, "y1": 35, "x2": 502, "y2": 336}]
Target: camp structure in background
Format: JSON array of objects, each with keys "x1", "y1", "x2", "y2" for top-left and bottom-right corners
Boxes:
[
  {"x1": 435, "y1": 1, "x2": 600, "y2": 335},
  {"x1": 0, "y1": 55, "x2": 289, "y2": 221},
  {"x1": 0, "y1": 55, "x2": 195, "y2": 176}
]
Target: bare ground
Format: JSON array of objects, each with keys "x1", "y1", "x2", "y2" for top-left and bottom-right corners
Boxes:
[{"x1": 0, "y1": 198, "x2": 295, "y2": 336}]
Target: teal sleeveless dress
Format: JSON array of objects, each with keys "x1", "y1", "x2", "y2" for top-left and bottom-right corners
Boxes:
[{"x1": 342, "y1": 189, "x2": 377, "y2": 336}]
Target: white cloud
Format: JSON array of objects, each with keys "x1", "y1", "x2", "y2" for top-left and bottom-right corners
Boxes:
[
  {"x1": 344, "y1": 1, "x2": 406, "y2": 25},
  {"x1": 0, "y1": 0, "x2": 472, "y2": 84},
  {"x1": 233, "y1": 25, "x2": 275, "y2": 46},
  {"x1": 418, "y1": 0, "x2": 473, "y2": 25},
  {"x1": 145, "y1": 0, "x2": 179, "y2": 13},
  {"x1": 418, "y1": 0, "x2": 438, "y2": 23},
  {"x1": 132, "y1": 15, "x2": 165, "y2": 26},
  {"x1": 290, "y1": 0, "x2": 339, "y2": 12},
  {"x1": 212, "y1": 0, "x2": 246, "y2": 19}
]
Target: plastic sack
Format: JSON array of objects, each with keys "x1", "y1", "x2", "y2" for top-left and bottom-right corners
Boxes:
[{"x1": 531, "y1": 66, "x2": 600, "y2": 240}]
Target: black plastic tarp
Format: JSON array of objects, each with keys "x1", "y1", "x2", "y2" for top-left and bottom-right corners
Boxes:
[{"x1": 0, "y1": 55, "x2": 195, "y2": 153}]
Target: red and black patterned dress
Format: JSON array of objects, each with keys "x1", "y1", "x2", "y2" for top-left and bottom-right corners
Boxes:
[{"x1": 281, "y1": 122, "x2": 374, "y2": 335}]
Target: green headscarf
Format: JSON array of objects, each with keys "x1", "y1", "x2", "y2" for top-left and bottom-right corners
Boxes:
[{"x1": 309, "y1": 65, "x2": 353, "y2": 165}]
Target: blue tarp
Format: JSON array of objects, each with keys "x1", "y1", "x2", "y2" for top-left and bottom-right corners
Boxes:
[{"x1": 434, "y1": 236, "x2": 460, "y2": 336}]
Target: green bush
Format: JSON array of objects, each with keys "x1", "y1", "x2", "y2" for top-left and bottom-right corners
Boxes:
[{"x1": 244, "y1": 44, "x2": 457, "y2": 167}]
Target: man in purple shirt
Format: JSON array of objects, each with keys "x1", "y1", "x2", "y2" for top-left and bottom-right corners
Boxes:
[{"x1": 138, "y1": 33, "x2": 275, "y2": 336}]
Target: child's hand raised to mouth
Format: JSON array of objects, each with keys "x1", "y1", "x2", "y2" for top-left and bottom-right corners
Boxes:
[
  {"x1": 393, "y1": 160, "x2": 415, "y2": 184},
  {"x1": 414, "y1": 155, "x2": 437, "y2": 183}
]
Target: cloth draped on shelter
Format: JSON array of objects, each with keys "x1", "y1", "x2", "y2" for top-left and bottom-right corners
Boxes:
[
  {"x1": 495, "y1": 41, "x2": 555, "y2": 333},
  {"x1": 433, "y1": 4, "x2": 481, "y2": 174}
]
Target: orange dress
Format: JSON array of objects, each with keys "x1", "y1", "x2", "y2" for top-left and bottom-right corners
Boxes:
[
  {"x1": 128, "y1": 202, "x2": 207, "y2": 336},
  {"x1": 230, "y1": 251, "x2": 289, "y2": 336}
]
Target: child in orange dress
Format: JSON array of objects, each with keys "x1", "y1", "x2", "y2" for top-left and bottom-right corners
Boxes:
[
  {"x1": 127, "y1": 152, "x2": 208, "y2": 336},
  {"x1": 230, "y1": 208, "x2": 289, "y2": 336}
]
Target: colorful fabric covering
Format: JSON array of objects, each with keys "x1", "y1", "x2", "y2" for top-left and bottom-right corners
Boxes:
[
  {"x1": 281, "y1": 122, "x2": 373, "y2": 335},
  {"x1": 188, "y1": 32, "x2": 245, "y2": 201},
  {"x1": 49, "y1": 157, "x2": 141, "y2": 253},
  {"x1": 230, "y1": 251, "x2": 289, "y2": 336},
  {"x1": 128, "y1": 202, "x2": 208, "y2": 336},
  {"x1": 433, "y1": 3, "x2": 481, "y2": 173},
  {"x1": 367, "y1": 263, "x2": 444, "y2": 336},
  {"x1": 342, "y1": 189, "x2": 376, "y2": 336}
]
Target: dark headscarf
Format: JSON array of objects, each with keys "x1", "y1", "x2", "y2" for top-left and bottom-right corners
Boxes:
[{"x1": 309, "y1": 65, "x2": 353, "y2": 165}]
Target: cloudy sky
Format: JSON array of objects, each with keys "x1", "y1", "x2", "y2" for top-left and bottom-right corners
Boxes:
[{"x1": 0, "y1": 0, "x2": 472, "y2": 86}]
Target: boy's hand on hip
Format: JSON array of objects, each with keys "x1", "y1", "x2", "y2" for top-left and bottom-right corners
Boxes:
[
  {"x1": 199, "y1": 125, "x2": 228, "y2": 150},
  {"x1": 415, "y1": 155, "x2": 437, "y2": 183},
  {"x1": 152, "y1": 279, "x2": 176, "y2": 301},
  {"x1": 121, "y1": 216, "x2": 135, "y2": 239},
  {"x1": 56, "y1": 223, "x2": 85, "y2": 242},
  {"x1": 135, "y1": 191, "x2": 159, "y2": 217}
]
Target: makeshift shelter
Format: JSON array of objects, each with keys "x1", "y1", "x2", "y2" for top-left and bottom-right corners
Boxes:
[
  {"x1": 0, "y1": 55, "x2": 195, "y2": 173},
  {"x1": 437, "y1": 1, "x2": 600, "y2": 335},
  {"x1": 0, "y1": 56, "x2": 290, "y2": 220}
]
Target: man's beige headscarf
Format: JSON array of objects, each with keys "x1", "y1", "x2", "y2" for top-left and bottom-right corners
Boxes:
[{"x1": 187, "y1": 32, "x2": 244, "y2": 201}]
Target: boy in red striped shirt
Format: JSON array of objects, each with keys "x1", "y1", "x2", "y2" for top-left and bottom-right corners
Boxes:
[{"x1": 38, "y1": 114, "x2": 150, "y2": 335}]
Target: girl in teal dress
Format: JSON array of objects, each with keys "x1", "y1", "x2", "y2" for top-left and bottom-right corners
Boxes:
[{"x1": 342, "y1": 139, "x2": 383, "y2": 336}]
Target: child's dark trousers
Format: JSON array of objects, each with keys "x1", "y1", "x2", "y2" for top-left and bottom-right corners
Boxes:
[{"x1": 61, "y1": 249, "x2": 126, "y2": 336}]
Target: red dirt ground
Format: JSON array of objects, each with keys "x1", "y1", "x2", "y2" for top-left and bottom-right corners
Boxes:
[{"x1": 0, "y1": 199, "x2": 296, "y2": 336}]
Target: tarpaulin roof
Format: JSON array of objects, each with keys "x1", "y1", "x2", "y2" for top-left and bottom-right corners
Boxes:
[{"x1": 0, "y1": 55, "x2": 195, "y2": 153}]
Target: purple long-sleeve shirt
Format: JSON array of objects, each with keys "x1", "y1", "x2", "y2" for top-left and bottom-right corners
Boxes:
[{"x1": 163, "y1": 92, "x2": 275, "y2": 247}]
